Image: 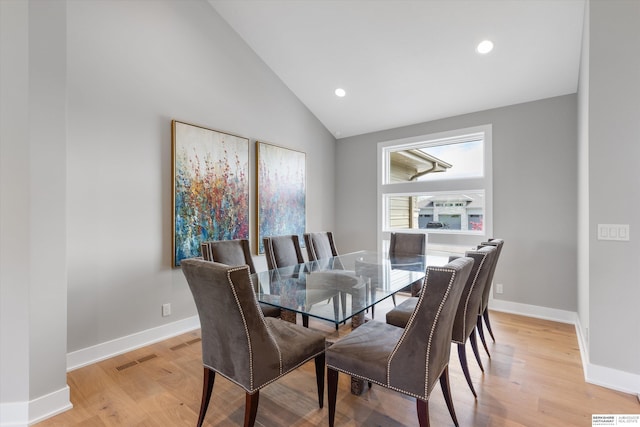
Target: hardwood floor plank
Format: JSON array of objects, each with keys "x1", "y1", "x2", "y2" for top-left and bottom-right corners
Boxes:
[{"x1": 35, "y1": 301, "x2": 639, "y2": 427}]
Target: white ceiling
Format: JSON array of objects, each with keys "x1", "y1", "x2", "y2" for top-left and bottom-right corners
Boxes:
[{"x1": 209, "y1": 0, "x2": 585, "y2": 139}]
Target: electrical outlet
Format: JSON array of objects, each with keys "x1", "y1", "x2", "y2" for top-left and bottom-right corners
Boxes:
[
  {"x1": 162, "y1": 303, "x2": 171, "y2": 317},
  {"x1": 495, "y1": 283, "x2": 503, "y2": 294}
]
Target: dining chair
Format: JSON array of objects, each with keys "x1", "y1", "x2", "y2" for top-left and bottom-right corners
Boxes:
[
  {"x1": 200, "y1": 239, "x2": 280, "y2": 318},
  {"x1": 304, "y1": 231, "x2": 339, "y2": 262},
  {"x1": 327, "y1": 257, "x2": 474, "y2": 427},
  {"x1": 388, "y1": 232, "x2": 427, "y2": 304},
  {"x1": 385, "y1": 246, "x2": 496, "y2": 397},
  {"x1": 263, "y1": 234, "x2": 336, "y2": 327},
  {"x1": 181, "y1": 258, "x2": 326, "y2": 427},
  {"x1": 476, "y1": 238, "x2": 504, "y2": 357},
  {"x1": 304, "y1": 231, "x2": 347, "y2": 321}
]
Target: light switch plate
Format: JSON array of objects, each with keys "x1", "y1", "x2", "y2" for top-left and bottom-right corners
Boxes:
[{"x1": 597, "y1": 224, "x2": 630, "y2": 241}]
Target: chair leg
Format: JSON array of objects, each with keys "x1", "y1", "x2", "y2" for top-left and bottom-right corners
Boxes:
[
  {"x1": 483, "y1": 309, "x2": 496, "y2": 342},
  {"x1": 332, "y1": 295, "x2": 340, "y2": 323},
  {"x1": 197, "y1": 367, "x2": 215, "y2": 427},
  {"x1": 457, "y1": 343, "x2": 477, "y2": 398},
  {"x1": 314, "y1": 353, "x2": 325, "y2": 408},
  {"x1": 302, "y1": 314, "x2": 309, "y2": 328},
  {"x1": 469, "y1": 330, "x2": 484, "y2": 372},
  {"x1": 439, "y1": 366, "x2": 459, "y2": 427},
  {"x1": 328, "y1": 368, "x2": 339, "y2": 427},
  {"x1": 476, "y1": 316, "x2": 491, "y2": 358},
  {"x1": 244, "y1": 391, "x2": 259, "y2": 427},
  {"x1": 416, "y1": 398, "x2": 430, "y2": 427},
  {"x1": 391, "y1": 294, "x2": 397, "y2": 306}
]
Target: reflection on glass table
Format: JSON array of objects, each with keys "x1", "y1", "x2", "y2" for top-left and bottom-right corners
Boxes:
[{"x1": 252, "y1": 250, "x2": 449, "y2": 328}]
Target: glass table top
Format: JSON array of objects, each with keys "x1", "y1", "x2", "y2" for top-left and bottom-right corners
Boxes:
[{"x1": 252, "y1": 250, "x2": 449, "y2": 325}]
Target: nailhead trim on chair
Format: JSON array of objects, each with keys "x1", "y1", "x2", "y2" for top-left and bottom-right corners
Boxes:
[
  {"x1": 327, "y1": 266, "x2": 461, "y2": 400},
  {"x1": 220, "y1": 266, "x2": 324, "y2": 394},
  {"x1": 453, "y1": 252, "x2": 487, "y2": 345},
  {"x1": 226, "y1": 266, "x2": 259, "y2": 391}
]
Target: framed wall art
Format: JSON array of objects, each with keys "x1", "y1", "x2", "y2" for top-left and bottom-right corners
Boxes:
[
  {"x1": 256, "y1": 141, "x2": 306, "y2": 254},
  {"x1": 172, "y1": 120, "x2": 250, "y2": 266}
]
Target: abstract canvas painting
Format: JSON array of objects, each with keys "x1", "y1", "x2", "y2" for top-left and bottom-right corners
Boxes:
[
  {"x1": 172, "y1": 120, "x2": 249, "y2": 266},
  {"x1": 256, "y1": 141, "x2": 306, "y2": 253}
]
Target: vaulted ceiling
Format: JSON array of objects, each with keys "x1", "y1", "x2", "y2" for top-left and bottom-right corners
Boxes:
[{"x1": 209, "y1": 0, "x2": 585, "y2": 139}]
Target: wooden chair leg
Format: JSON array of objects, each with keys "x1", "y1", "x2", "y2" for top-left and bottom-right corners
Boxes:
[
  {"x1": 244, "y1": 391, "x2": 259, "y2": 427},
  {"x1": 416, "y1": 398, "x2": 430, "y2": 427},
  {"x1": 197, "y1": 367, "x2": 215, "y2": 427},
  {"x1": 439, "y1": 366, "x2": 459, "y2": 427},
  {"x1": 302, "y1": 314, "x2": 309, "y2": 328},
  {"x1": 315, "y1": 353, "x2": 325, "y2": 408},
  {"x1": 469, "y1": 330, "x2": 485, "y2": 372},
  {"x1": 457, "y1": 343, "x2": 477, "y2": 398},
  {"x1": 476, "y1": 316, "x2": 491, "y2": 358},
  {"x1": 328, "y1": 368, "x2": 339, "y2": 427},
  {"x1": 483, "y1": 309, "x2": 496, "y2": 342}
]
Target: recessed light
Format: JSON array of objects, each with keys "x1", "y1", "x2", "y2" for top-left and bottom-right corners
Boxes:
[
  {"x1": 335, "y1": 88, "x2": 346, "y2": 97},
  {"x1": 476, "y1": 40, "x2": 494, "y2": 54}
]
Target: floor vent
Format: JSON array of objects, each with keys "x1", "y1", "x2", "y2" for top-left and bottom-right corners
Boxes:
[
  {"x1": 115, "y1": 353, "x2": 157, "y2": 371},
  {"x1": 171, "y1": 337, "x2": 202, "y2": 351}
]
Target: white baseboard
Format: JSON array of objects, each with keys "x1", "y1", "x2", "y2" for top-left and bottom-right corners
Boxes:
[
  {"x1": 489, "y1": 297, "x2": 577, "y2": 324},
  {"x1": 28, "y1": 386, "x2": 72, "y2": 426},
  {"x1": 66, "y1": 315, "x2": 200, "y2": 371},
  {"x1": 0, "y1": 386, "x2": 71, "y2": 427},
  {"x1": 491, "y1": 298, "x2": 639, "y2": 396},
  {"x1": 585, "y1": 362, "x2": 640, "y2": 396},
  {"x1": 574, "y1": 317, "x2": 640, "y2": 395}
]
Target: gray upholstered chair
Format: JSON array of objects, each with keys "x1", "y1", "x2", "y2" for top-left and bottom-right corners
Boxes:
[
  {"x1": 263, "y1": 234, "x2": 333, "y2": 327},
  {"x1": 200, "y1": 239, "x2": 280, "y2": 318},
  {"x1": 304, "y1": 232, "x2": 346, "y2": 322},
  {"x1": 304, "y1": 231, "x2": 338, "y2": 262},
  {"x1": 387, "y1": 246, "x2": 497, "y2": 397},
  {"x1": 476, "y1": 238, "x2": 504, "y2": 357},
  {"x1": 181, "y1": 258, "x2": 326, "y2": 427},
  {"x1": 388, "y1": 232, "x2": 427, "y2": 304},
  {"x1": 327, "y1": 257, "x2": 474, "y2": 427}
]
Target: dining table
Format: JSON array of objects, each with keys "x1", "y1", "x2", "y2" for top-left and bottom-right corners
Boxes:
[{"x1": 252, "y1": 249, "x2": 451, "y2": 394}]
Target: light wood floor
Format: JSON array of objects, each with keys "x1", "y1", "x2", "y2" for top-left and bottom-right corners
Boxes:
[{"x1": 36, "y1": 298, "x2": 638, "y2": 427}]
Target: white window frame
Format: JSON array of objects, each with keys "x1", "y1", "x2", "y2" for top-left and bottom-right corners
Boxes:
[{"x1": 377, "y1": 124, "x2": 493, "y2": 253}]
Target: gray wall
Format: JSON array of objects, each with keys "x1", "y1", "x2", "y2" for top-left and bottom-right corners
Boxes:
[
  {"x1": 65, "y1": 0, "x2": 336, "y2": 352},
  {"x1": 577, "y1": 0, "x2": 590, "y2": 367},
  {"x1": 1, "y1": 0, "x2": 336, "y2": 416},
  {"x1": 1, "y1": 0, "x2": 69, "y2": 409},
  {"x1": 337, "y1": 95, "x2": 578, "y2": 312},
  {"x1": 586, "y1": 0, "x2": 640, "y2": 375}
]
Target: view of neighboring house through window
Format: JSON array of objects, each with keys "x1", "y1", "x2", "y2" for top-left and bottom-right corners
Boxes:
[{"x1": 378, "y1": 125, "x2": 492, "y2": 250}]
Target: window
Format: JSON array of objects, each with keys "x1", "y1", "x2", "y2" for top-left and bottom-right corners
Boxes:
[{"x1": 377, "y1": 125, "x2": 492, "y2": 251}]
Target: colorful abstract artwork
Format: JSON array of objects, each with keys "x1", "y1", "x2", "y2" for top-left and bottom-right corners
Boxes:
[
  {"x1": 257, "y1": 142, "x2": 306, "y2": 254},
  {"x1": 172, "y1": 121, "x2": 249, "y2": 266}
]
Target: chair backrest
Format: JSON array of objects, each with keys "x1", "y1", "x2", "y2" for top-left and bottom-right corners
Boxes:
[
  {"x1": 478, "y1": 238, "x2": 504, "y2": 312},
  {"x1": 181, "y1": 258, "x2": 282, "y2": 392},
  {"x1": 389, "y1": 232, "x2": 426, "y2": 257},
  {"x1": 304, "y1": 232, "x2": 338, "y2": 261},
  {"x1": 263, "y1": 235, "x2": 305, "y2": 270},
  {"x1": 387, "y1": 256, "x2": 473, "y2": 399},
  {"x1": 201, "y1": 239, "x2": 257, "y2": 274},
  {"x1": 451, "y1": 245, "x2": 497, "y2": 344}
]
